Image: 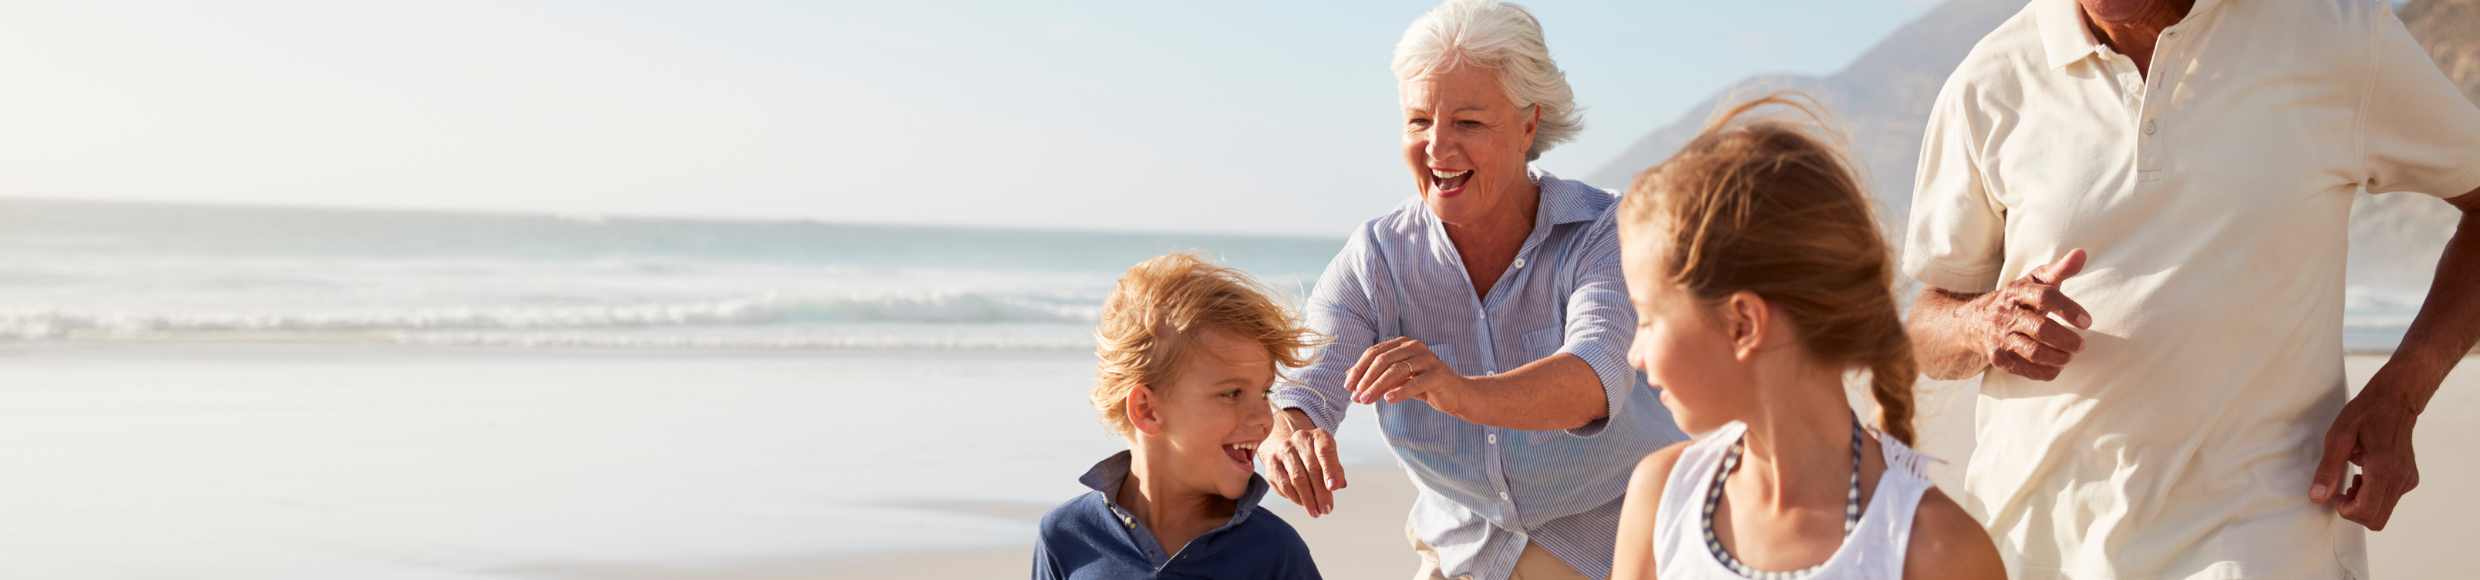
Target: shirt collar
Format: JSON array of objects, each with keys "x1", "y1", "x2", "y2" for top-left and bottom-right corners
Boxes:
[
  {"x1": 2036, "y1": 0, "x2": 2108, "y2": 69},
  {"x1": 2036, "y1": 0, "x2": 2226, "y2": 70},
  {"x1": 1531, "y1": 166, "x2": 1608, "y2": 227},
  {"x1": 1076, "y1": 450, "x2": 1271, "y2": 529}
]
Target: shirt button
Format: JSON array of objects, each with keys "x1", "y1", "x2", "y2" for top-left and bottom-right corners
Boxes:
[
  {"x1": 2143, "y1": 119, "x2": 2159, "y2": 135},
  {"x1": 1487, "y1": 433, "x2": 1497, "y2": 445},
  {"x1": 1499, "y1": 491, "x2": 1510, "y2": 501},
  {"x1": 1511, "y1": 258, "x2": 1525, "y2": 269}
]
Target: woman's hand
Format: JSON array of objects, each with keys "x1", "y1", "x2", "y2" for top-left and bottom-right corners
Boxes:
[
  {"x1": 1261, "y1": 409, "x2": 1347, "y2": 518},
  {"x1": 1347, "y1": 337, "x2": 1473, "y2": 405}
]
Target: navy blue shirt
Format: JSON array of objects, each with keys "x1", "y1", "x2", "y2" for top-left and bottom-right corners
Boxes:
[{"x1": 1031, "y1": 451, "x2": 1321, "y2": 579}]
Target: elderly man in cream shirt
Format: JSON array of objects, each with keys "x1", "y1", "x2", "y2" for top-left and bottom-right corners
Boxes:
[{"x1": 1903, "y1": 0, "x2": 2480, "y2": 577}]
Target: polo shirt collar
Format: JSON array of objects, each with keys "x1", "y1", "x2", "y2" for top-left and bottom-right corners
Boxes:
[
  {"x1": 1076, "y1": 450, "x2": 1270, "y2": 530},
  {"x1": 2037, "y1": 0, "x2": 2109, "y2": 69},
  {"x1": 2036, "y1": 0, "x2": 2227, "y2": 70}
]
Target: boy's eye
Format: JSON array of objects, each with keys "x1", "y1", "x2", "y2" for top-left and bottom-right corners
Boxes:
[{"x1": 1222, "y1": 389, "x2": 1243, "y2": 399}]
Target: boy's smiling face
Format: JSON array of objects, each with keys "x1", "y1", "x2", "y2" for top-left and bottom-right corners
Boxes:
[{"x1": 1134, "y1": 326, "x2": 1278, "y2": 500}]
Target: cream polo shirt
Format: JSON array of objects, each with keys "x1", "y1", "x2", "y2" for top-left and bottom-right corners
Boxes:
[{"x1": 1903, "y1": 0, "x2": 2480, "y2": 578}]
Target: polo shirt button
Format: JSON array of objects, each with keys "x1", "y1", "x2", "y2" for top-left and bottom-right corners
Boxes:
[
  {"x1": 2143, "y1": 119, "x2": 2159, "y2": 135},
  {"x1": 1499, "y1": 491, "x2": 1510, "y2": 500},
  {"x1": 1487, "y1": 433, "x2": 1497, "y2": 445},
  {"x1": 1511, "y1": 258, "x2": 1525, "y2": 269}
]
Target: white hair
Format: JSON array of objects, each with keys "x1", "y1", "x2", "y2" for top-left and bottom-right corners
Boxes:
[{"x1": 1391, "y1": 0, "x2": 1582, "y2": 161}]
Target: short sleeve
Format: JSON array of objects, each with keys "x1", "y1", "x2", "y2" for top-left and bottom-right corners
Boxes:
[
  {"x1": 1030, "y1": 523, "x2": 1066, "y2": 579},
  {"x1": 1902, "y1": 79, "x2": 2010, "y2": 293},
  {"x1": 2360, "y1": 0, "x2": 2480, "y2": 200}
]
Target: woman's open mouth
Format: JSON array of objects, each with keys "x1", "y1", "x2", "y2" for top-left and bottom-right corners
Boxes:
[{"x1": 1430, "y1": 168, "x2": 1471, "y2": 198}]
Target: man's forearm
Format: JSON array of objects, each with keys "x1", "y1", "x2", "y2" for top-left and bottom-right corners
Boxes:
[
  {"x1": 2384, "y1": 208, "x2": 2480, "y2": 408},
  {"x1": 1909, "y1": 288, "x2": 1993, "y2": 380},
  {"x1": 1432, "y1": 354, "x2": 1606, "y2": 430}
]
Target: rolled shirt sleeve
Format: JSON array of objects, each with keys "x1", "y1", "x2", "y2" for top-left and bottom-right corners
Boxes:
[
  {"x1": 2360, "y1": 0, "x2": 2480, "y2": 200},
  {"x1": 1556, "y1": 210, "x2": 1640, "y2": 437},
  {"x1": 1283, "y1": 173, "x2": 1683, "y2": 580},
  {"x1": 1902, "y1": 77, "x2": 2010, "y2": 293},
  {"x1": 1270, "y1": 224, "x2": 1382, "y2": 435}
]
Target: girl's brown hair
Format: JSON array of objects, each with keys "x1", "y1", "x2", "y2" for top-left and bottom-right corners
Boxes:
[{"x1": 1616, "y1": 94, "x2": 1918, "y2": 444}]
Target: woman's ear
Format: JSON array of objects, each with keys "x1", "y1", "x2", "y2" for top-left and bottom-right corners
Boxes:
[
  {"x1": 1125, "y1": 385, "x2": 1165, "y2": 436},
  {"x1": 1723, "y1": 291, "x2": 1770, "y2": 361},
  {"x1": 1518, "y1": 105, "x2": 1542, "y2": 154}
]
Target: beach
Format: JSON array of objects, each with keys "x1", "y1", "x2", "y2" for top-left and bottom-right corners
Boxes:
[
  {"x1": 815, "y1": 354, "x2": 2480, "y2": 580},
  {"x1": 7, "y1": 344, "x2": 2465, "y2": 579},
  {"x1": 0, "y1": 342, "x2": 1401, "y2": 579}
]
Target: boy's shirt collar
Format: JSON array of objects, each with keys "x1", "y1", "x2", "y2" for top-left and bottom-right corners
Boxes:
[{"x1": 1075, "y1": 450, "x2": 1273, "y2": 565}]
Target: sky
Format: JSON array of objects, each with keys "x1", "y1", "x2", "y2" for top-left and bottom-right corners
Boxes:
[{"x1": 0, "y1": 1, "x2": 1941, "y2": 237}]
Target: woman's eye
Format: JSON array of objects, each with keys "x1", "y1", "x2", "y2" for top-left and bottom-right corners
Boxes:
[
  {"x1": 1455, "y1": 120, "x2": 1484, "y2": 129},
  {"x1": 1408, "y1": 118, "x2": 1432, "y2": 128}
]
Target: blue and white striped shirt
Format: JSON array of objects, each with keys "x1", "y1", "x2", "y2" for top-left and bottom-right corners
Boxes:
[{"x1": 1272, "y1": 168, "x2": 1685, "y2": 580}]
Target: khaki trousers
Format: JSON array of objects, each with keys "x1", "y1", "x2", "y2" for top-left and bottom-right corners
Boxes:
[{"x1": 1406, "y1": 520, "x2": 1590, "y2": 580}]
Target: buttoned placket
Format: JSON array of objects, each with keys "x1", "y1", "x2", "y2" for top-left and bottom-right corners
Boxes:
[
  {"x1": 1454, "y1": 195, "x2": 1556, "y2": 529},
  {"x1": 2134, "y1": 22, "x2": 2195, "y2": 177}
]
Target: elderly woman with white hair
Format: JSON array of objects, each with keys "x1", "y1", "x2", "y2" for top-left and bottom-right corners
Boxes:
[{"x1": 1258, "y1": 1, "x2": 1684, "y2": 578}]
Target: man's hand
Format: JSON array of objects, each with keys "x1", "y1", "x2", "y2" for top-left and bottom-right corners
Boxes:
[
  {"x1": 1968, "y1": 249, "x2": 2095, "y2": 381},
  {"x1": 1261, "y1": 409, "x2": 1346, "y2": 518},
  {"x1": 2311, "y1": 365, "x2": 2431, "y2": 530},
  {"x1": 1347, "y1": 337, "x2": 1472, "y2": 405}
]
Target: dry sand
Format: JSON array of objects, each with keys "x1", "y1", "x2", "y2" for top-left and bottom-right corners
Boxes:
[{"x1": 813, "y1": 354, "x2": 2480, "y2": 579}]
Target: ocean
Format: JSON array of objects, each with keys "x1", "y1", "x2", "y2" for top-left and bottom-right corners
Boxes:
[
  {"x1": 0, "y1": 197, "x2": 2425, "y2": 352},
  {"x1": 0, "y1": 198, "x2": 1344, "y2": 351}
]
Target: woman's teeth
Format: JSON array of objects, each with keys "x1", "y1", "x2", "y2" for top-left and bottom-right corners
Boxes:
[{"x1": 1430, "y1": 169, "x2": 1471, "y2": 192}]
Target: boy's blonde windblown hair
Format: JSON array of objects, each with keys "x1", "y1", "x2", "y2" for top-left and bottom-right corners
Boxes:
[{"x1": 1091, "y1": 253, "x2": 1320, "y2": 436}]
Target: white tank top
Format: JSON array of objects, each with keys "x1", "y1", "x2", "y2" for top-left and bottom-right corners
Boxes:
[{"x1": 1651, "y1": 421, "x2": 1932, "y2": 580}]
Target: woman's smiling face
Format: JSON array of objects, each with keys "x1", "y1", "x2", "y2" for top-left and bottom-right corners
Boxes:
[{"x1": 1399, "y1": 64, "x2": 1538, "y2": 225}]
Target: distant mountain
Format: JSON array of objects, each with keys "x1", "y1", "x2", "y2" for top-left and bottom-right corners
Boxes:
[
  {"x1": 2403, "y1": 0, "x2": 2480, "y2": 100},
  {"x1": 1589, "y1": 0, "x2": 2480, "y2": 304},
  {"x1": 1585, "y1": 0, "x2": 2022, "y2": 228}
]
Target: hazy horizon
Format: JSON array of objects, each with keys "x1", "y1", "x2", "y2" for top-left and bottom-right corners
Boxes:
[{"x1": 1, "y1": 1, "x2": 1940, "y2": 237}]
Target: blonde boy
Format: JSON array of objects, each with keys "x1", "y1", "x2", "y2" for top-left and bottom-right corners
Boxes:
[{"x1": 1031, "y1": 253, "x2": 1323, "y2": 579}]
